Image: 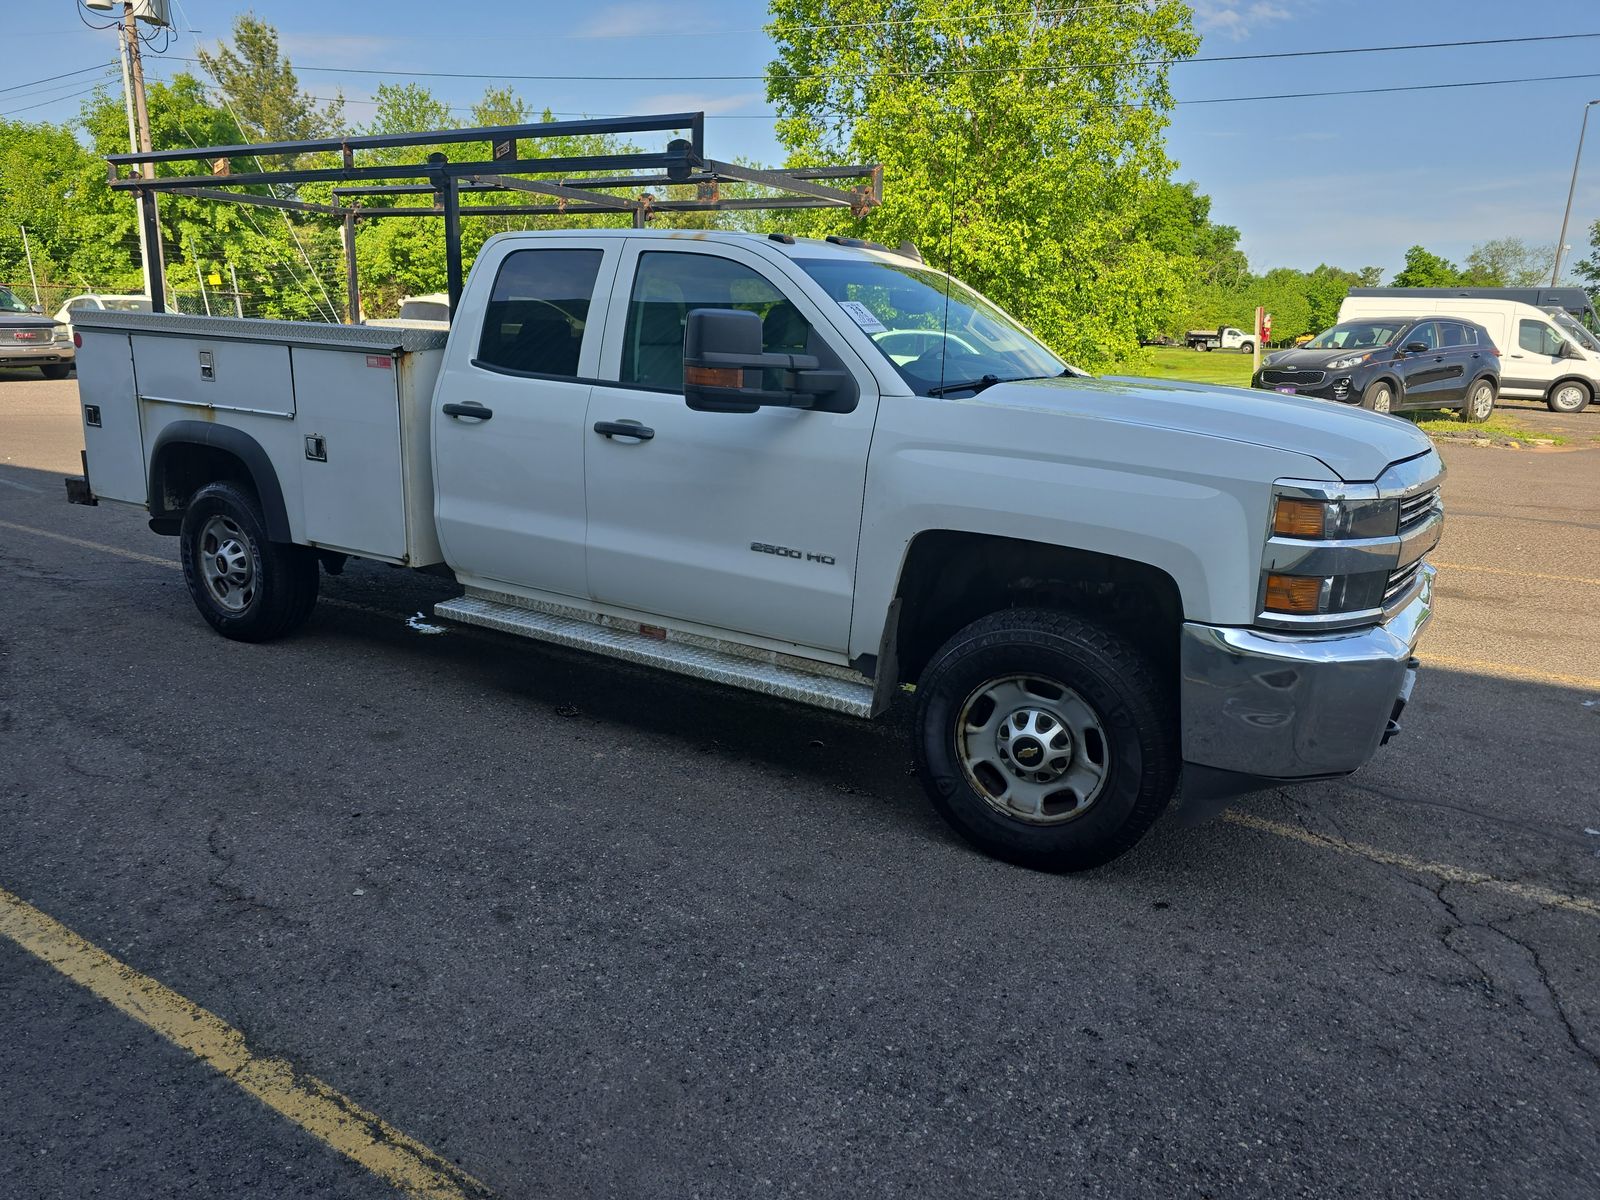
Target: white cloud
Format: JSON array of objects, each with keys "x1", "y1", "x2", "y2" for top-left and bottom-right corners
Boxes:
[
  {"x1": 572, "y1": 3, "x2": 722, "y2": 39},
  {"x1": 630, "y1": 90, "x2": 766, "y2": 116},
  {"x1": 1192, "y1": 2, "x2": 1295, "y2": 42}
]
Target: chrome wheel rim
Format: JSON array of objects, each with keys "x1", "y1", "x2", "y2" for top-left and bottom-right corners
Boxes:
[
  {"x1": 1471, "y1": 384, "x2": 1494, "y2": 420},
  {"x1": 955, "y1": 674, "x2": 1109, "y2": 824},
  {"x1": 198, "y1": 515, "x2": 255, "y2": 613},
  {"x1": 1370, "y1": 389, "x2": 1391, "y2": 413},
  {"x1": 1554, "y1": 384, "x2": 1585, "y2": 410}
]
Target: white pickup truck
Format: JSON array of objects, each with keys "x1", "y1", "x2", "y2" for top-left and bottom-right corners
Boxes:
[{"x1": 71, "y1": 228, "x2": 1442, "y2": 870}]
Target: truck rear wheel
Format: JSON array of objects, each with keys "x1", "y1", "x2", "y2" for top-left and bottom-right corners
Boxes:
[
  {"x1": 913, "y1": 609, "x2": 1179, "y2": 872},
  {"x1": 179, "y1": 481, "x2": 319, "y2": 642}
]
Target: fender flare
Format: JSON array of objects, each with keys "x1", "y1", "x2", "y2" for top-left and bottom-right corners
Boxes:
[{"x1": 149, "y1": 421, "x2": 291, "y2": 542}]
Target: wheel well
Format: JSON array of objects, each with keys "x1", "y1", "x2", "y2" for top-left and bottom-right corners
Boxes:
[
  {"x1": 146, "y1": 422, "x2": 290, "y2": 540},
  {"x1": 1547, "y1": 376, "x2": 1593, "y2": 398},
  {"x1": 891, "y1": 532, "x2": 1184, "y2": 684}
]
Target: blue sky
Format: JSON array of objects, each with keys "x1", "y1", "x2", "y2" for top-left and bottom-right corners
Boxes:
[{"x1": 6, "y1": 0, "x2": 1600, "y2": 278}]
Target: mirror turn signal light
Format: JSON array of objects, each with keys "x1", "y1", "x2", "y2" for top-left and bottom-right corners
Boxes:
[
  {"x1": 1264, "y1": 573, "x2": 1325, "y2": 614},
  {"x1": 1272, "y1": 496, "x2": 1327, "y2": 539},
  {"x1": 685, "y1": 365, "x2": 743, "y2": 388}
]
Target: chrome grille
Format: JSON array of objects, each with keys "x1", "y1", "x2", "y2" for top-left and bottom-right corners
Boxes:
[
  {"x1": 1399, "y1": 487, "x2": 1440, "y2": 533},
  {"x1": 1384, "y1": 559, "x2": 1424, "y2": 609},
  {"x1": 1261, "y1": 369, "x2": 1326, "y2": 386}
]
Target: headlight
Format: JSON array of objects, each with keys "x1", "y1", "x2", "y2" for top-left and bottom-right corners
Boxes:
[
  {"x1": 1271, "y1": 493, "x2": 1398, "y2": 540},
  {"x1": 1325, "y1": 352, "x2": 1371, "y2": 370},
  {"x1": 52, "y1": 325, "x2": 71, "y2": 343},
  {"x1": 1259, "y1": 481, "x2": 1411, "y2": 630}
]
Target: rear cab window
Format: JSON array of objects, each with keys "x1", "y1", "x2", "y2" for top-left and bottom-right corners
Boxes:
[{"x1": 476, "y1": 248, "x2": 604, "y2": 378}]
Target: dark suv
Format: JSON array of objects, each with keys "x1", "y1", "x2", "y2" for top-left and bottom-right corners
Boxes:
[{"x1": 1252, "y1": 316, "x2": 1500, "y2": 421}]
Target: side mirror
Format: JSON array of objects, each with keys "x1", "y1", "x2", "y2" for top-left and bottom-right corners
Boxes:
[
  {"x1": 683, "y1": 307, "x2": 829, "y2": 414},
  {"x1": 1560, "y1": 340, "x2": 1581, "y2": 359},
  {"x1": 1402, "y1": 341, "x2": 1430, "y2": 354},
  {"x1": 29, "y1": 304, "x2": 43, "y2": 314}
]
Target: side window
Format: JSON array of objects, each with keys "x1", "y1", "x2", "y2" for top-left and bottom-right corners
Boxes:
[
  {"x1": 1518, "y1": 320, "x2": 1563, "y2": 356},
  {"x1": 621, "y1": 251, "x2": 811, "y2": 392},
  {"x1": 476, "y1": 248, "x2": 603, "y2": 377},
  {"x1": 1439, "y1": 322, "x2": 1471, "y2": 348},
  {"x1": 1405, "y1": 322, "x2": 1437, "y2": 350}
]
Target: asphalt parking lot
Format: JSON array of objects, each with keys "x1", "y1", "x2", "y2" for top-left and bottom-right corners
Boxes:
[{"x1": 2, "y1": 370, "x2": 1597, "y2": 1199}]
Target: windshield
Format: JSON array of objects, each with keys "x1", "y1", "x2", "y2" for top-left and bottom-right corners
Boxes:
[
  {"x1": 0, "y1": 287, "x2": 29, "y2": 314},
  {"x1": 1551, "y1": 310, "x2": 1600, "y2": 352},
  {"x1": 1306, "y1": 320, "x2": 1403, "y2": 350},
  {"x1": 796, "y1": 257, "x2": 1067, "y2": 394}
]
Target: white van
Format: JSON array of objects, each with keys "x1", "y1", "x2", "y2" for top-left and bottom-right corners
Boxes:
[{"x1": 1338, "y1": 293, "x2": 1599, "y2": 413}]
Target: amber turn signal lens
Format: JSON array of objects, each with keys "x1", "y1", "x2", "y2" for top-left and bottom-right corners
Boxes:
[
  {"x1": 1272, "y1": 497, "x2": 1327, "y2": 538},
  {"x1": 685, "y1": 365, "x2": 743, "y2": 388},
  {"x1": 1264, "y1": 573, "x2": 1324, "y2": 614}
]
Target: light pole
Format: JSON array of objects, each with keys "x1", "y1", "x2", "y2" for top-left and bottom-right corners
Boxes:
[{"x1": 1551, "y1": 98, "x2": 1600, "y2": 286}]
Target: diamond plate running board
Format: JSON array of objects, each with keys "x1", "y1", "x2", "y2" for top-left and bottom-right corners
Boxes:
[{"x1": 433, "y1": 593, "x2": 875, "y2": 717}]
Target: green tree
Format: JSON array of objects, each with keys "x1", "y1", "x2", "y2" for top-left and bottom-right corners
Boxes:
[
  {"x1": 766, "y1": 0, "x2": 1199, "y2": 368},
  {"x1": 197, "y1": 14, "x2": 345, "y2": 146},
  {"x1": 1574, "y1": 217, "x2": 1600, "y2": 293},
  {"x1": 1392, "y1": 245, "x2": 1461, "y2": 287},
  {"x1": 1461, "y1": 236, "x2": 1554, "y2": 287}
]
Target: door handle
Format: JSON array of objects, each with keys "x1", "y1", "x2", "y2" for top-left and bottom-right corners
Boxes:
[
  {"x1": 593, "y1": 419, "x2": 654, "y2": 441},
  {"x1": 443, "y1": 402, "x2": 493, "y2": 420},
  {"x1": 1509, "y1": 353, "x2": 1525, "y2": 359}
]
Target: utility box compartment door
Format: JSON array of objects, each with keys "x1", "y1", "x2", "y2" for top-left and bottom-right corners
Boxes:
[
  {"x1": 76, "y1": 329, "x2": 147, "y2": 505},
  {"x1": 131, "y1": 334, "x2": 296, "y2": 417},
  {"x1": 292, "y1": 348, "x2": 407, "y2": 561}
]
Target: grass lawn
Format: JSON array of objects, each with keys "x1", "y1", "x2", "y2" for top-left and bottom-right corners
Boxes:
[
  {"x1": 1109, "y1": 345, "x2": 1255, "y2": 388},
  {"x1": 1406, "y1": 410, "x2": 1568, "y2": 445}
]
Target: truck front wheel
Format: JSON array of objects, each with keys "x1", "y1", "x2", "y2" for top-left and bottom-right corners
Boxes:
[
  {"x1": 913, "y1": 609, "x2": 1179, "y2": 872},
  {"x1": 179, "y1": 481, "x2": 319, "y2": 642}
]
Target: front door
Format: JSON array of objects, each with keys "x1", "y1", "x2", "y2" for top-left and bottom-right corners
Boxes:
[
  {"x1": 582, "y1": 241, "x2": 878, "y2": 654},
  {"x1": 432, "y1": 240, "x2": 618, "y2": 599},
  {"x1": 1502, "y1": 317, "x2": 1564, "y2": 398},
  {"x1": 1395, "y1": 320, "x2": 1452, "y2": 406}
]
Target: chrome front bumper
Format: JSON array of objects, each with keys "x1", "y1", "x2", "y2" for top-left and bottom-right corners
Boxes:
[
  {"x1": 1180, "y1": 563, "x2": 1433, "y2": 781},
  {"x1": 0, "y1": 339, "x2": 74, "y2": 365}
]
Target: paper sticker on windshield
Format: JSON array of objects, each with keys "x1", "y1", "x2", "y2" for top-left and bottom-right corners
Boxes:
[{"x1": 838, "y1": 300, "x2": 888, "y2": 334}]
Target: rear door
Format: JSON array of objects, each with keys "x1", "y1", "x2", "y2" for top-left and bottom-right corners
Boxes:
[
  {"x1": 1432, "y1": 321, "x2": 1476, "y2": 404},
  {"x1": 432, "y1": 239, "x2": 619, "y2": 599},
  {"x1": 581, "y1": 240, "x2": 878, "y2": 654}
]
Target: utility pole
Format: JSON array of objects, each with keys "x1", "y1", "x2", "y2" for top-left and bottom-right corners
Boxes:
[
  {"x1": 18, "y1": 224, "x2": 41, "y2": 308},
  {"x1": 228, "y1": 262, "x2": 244, "y2": 318},
  {"x1": 120, "y1": 2, "x2": 165, "y2": 310},
  {"x1": 1552, "y1": 99, "x2": 1600, "y2": 287}
]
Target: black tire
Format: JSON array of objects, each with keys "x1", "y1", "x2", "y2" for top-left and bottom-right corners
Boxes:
[
  {"x1": 179, "y1": 481, "x2": 319, "y2": 642},
  {"x1": 40, "y1": 364, "x2": 71, "y2": 380},
  {"x1": 1239, "y1": 341, "x2": 1254, "y2": 354},
  {"x1": 1548, "y1": 380, "x2": 1591, "y2": 413},
  {"x1": 1197, "y1": 343, "x2": 1211, "y2": 352},
  {"x1": 913, "y1": 609, "x2": 1179, "y2": 872},
  {"x1": 1361, "y1": 381, "x2": 1395, "y2": 414},
  {"x1": 1460, "y1": 378, "x2": 1496, "y2": 423}
]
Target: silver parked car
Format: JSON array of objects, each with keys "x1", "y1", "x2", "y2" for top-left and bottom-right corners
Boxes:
[{"x1": 0, "y1": 285, "x2": 74, "y2": 379}]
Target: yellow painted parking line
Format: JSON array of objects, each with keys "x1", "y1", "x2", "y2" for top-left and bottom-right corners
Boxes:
[
  {"x1": 1432, "y1": 560, "x2": 1600, "y2": 588},
  {"x1": 1222, "y1": 813, "x2": 1600, "y2": 920},
  {"x1": 0, "y1": 518, "x2": 179, "y2": 570},
  {"x1": 0, "y1": 885, "x2": 494, "y2": 1200},
  {"x1": 1417, "y1": 652, "x2": 1600, "y2": 692}
]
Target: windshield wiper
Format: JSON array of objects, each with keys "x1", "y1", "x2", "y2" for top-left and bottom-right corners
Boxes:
[{"x1": 926, "y1": 374, "x2": 1004, "y2": 397}]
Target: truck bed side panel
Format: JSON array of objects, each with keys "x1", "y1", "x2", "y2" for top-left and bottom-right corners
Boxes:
[
  {"x1": 293, "y1": 348, "x2": 407, "y2": 561},
  {"x1": 76, "y1": 330, "x2": 146, "y2": 505}
]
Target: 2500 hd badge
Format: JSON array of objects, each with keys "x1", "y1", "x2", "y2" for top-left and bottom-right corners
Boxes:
[{"x1": 751, "y1": 542, "x2": 836, "y2": 565}]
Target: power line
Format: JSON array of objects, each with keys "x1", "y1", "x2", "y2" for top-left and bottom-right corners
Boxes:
[
  {"x1": 0, "y1": 62, "x2": 116, "y2": 97},
  {"x1": 172, "y1": 31, "x2": 1600, "y2": 85},
  {"x1": 0, "y1": 82, "x2": 116, "y2": 119}
]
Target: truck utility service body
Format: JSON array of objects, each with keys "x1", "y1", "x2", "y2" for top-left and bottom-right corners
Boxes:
[{"x1": 74, "y1": 228, "x2": 1442, "y2": 870}]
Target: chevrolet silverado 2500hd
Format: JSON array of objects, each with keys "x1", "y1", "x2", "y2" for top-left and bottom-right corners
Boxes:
[{"x1": 71, "y1": 229, "x2": 1442, "y2": 870}]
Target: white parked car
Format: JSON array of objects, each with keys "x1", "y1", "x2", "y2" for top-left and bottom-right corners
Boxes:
[
  {"x1": 365, "y1": 293, "x2": 451, "y2": 329},
  {"x1": 53, "y1": 294, "x2": 153, "y2": 337}
]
